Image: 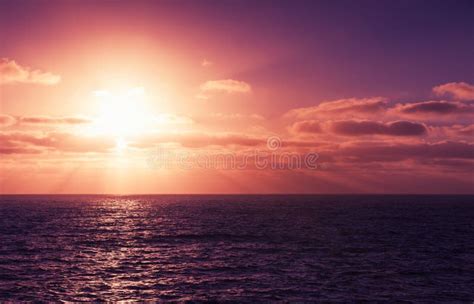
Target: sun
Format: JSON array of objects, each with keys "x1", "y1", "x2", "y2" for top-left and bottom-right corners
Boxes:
[{"x1": 90, "y1": 87, "x2": 154, "y2": 149}]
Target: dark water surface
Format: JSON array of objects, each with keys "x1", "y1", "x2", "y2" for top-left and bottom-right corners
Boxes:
[{"x1": 0, "y1": 195, "x2": 473, "y2": 302}]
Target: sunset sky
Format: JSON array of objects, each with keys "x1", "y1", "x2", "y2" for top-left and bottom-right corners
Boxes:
[{"x1": 1, "y1": 0, "x2": 473, "y2": 194}]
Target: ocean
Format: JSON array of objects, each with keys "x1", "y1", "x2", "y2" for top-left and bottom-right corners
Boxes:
[{"x1": 0, "y1": 195, "x2": 472, "y2": 302}]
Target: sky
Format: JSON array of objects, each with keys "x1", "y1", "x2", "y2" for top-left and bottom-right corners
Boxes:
[{"x1": 0, "y1": 0, "x2": 473, "y2": 194}]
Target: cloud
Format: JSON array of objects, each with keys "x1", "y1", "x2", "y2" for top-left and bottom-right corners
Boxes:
[
  {"x1": 433, "y1": 82, "x2": 474, "y2": 101},
  {"x1": 201, "y1": 59, "x2": 213, "y2": 67},
  {"x1": 456, "y1": 125, "x2": 474, "y2": 137},
  {"x1": 194, "y1": 113, "x2": 265, "y2": 125},
  {"x1": 0, "y1": 115, "x2": 16, "y2": 127},
  {"x1": 0, "y1": 129, "x2": 325, "y2": 154},
  {"x1": 0, "y1": 146, "x2": 43, "y2": 155},
  {"x1": 329, "y1": 120, "x2": 427, "y2": 136},
  {"x1": 154, "y1": 114, "x2": 194, "y2": 125},
  {"x1": 189, "y1": 113, "x2": 267, "y2": 133},
  {"x1": 0, "y1": 58, "x2": 61, "y2": 85},
  {"x1": 393, "y1": 100, "x2": 474, "y2": 117},
  {"x1": 133, "y1": 132, "x2": 332, "y2": 151},
  {"x1": 178, "y1": 133, "x2": 263, "y2": 148},
  {"x1": 290, "y1": 120, "x2": 322, "y2": 134},
  {"x1": 200, "y1": 79, "x2": 252, "y2": 94},
  {"x1": 18, "y1": 116, "x2": 92, "y2": 125},
  {"x1": 285, "y1": 97, "x2": 387, "y2": 119},
  {"x1": 418, "y1": 158, "x2": 474, "y2": 170},
  {"x1": 337, "y1": 141, "x2": 474, "y2": 161},
  {"x1": 207, "y1": 113, "x2": 264, "y2": 121},
  {"x1": 447, "y1": 124, "x2": 474, "y2": 137},
  {"x1": 0, "y1": 131, "x2": 115, "y2": 153},
  {"x1": 132, "y1": 132, "x2": 265, "y2": 149}
]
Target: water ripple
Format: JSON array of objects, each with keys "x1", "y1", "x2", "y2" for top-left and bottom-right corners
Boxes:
[{"x1": 0, "y1": 195, "x2": 473, "y2": 302}]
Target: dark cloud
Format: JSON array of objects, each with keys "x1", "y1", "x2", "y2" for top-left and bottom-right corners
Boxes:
[
  {"x1": 336, "y1": 141, "x2": 474, "y2": 162},
  {"x1": 329, "y1": 120, "x2": 427, "y2": 136},
  {"x1": 394, "y1": 101, "x2": 474, "y2": 115}
]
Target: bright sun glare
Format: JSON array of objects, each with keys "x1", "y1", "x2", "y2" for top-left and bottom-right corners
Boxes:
[{"x1": 91, "y1": 87, "x2": 154, "y2": 151}]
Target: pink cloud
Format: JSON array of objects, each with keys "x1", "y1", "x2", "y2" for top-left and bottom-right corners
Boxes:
[
  {"x1": 178, "y1": 134, "x2": 263, "y2": 148},
  {"x1": 0, "y1": 115, "x2": 16, "y2": 127},
  {"x1": 132, "y1": 132, "x2": 265, "y2": 149},
  {"x1": 0, "y1": 58, "x2": 61, "y2": 85},
  {"x1": 432, "y1": 82, "x2": 474, "y2": 101},
  {"x1": 290, "y1": 120, "x2": 322, "y2": 134},
  {"x1": 18, "y1": 116, "x2": 92, "y2": 125},
  {"x1": 446, "y1": 124, "x2": 474, "y2": 137},
  {"x1": 335, "y1": 141, "x2": 474, "y2": 162},
  {"x1": 456, "y1": 125, "x2": 474, "y2": 137},
  {"x1": 203, "y1": 113, "x2": 264, "y2": 121},
  {"x1": 0, "y1": 129, "x2": 325, "y2": 155},
  {"x1": 0, "y1": 146, "x2": 43, "y2": 155}
]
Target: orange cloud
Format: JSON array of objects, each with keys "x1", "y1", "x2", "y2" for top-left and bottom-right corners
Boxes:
[
  {"x1": 0, "y1": 115, "x2": 16, "y2": 127},
  {"x1": 0, "y1": 58, "x2": 61, "y2": 85},
  {"x1": 0, "y1": 131, "x2": 114, "y2": 154},
  {"x1": 131, "y1": 132, "x2": 265, "y2": 149},
  {"x1": 154, "y1": 114, "x2": 194, "y2": 125},
  {"x1": 18, "y1": 116, "x2": 92, "y2": 125},
  {"x1": 204, "y1": 113, "x2": 264, "y2": 121},
  {"x1": 201, "y1": 59, "x2": 213, "y2": 67},
  {"x1": 285, "y1": 97, "x2": 387, "y2": 119},
  {"x1": 192, "y1": 113, "x2": 264, "y2": 128},
  {"x1": 433, "y1": 82, "x2": 474, "y2": 101},
  {"x1": 200, "y1": 79, "x2": 251, "y2": 94}
]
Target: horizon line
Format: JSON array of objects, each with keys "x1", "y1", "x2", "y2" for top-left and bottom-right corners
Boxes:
[{"x1": 1, "y1": 193, "x2": 473, "y2": 196}]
